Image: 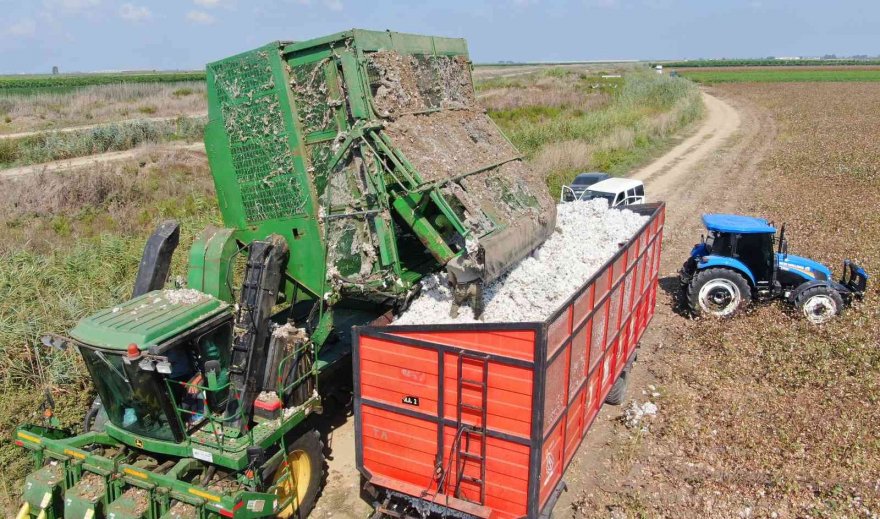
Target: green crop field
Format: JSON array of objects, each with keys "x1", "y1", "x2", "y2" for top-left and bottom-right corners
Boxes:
[
  {"x1": 679, "y1": 68, "x2": 880, "y2": 83},
  {"x1": 660, "y1": 58, "x2": 880, "y2": 68},
  {"x1": 0, "y1": 71, "x2": 205, "y2": 94}
]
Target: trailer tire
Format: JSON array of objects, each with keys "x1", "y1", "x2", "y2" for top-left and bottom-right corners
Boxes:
[
  {"x1": 687, "y1": 268, "x2": 751, "y2": 318},
  {"x1": 604, "y1": 371, "x2": 628, "y2": 406},
  {"x1": 270, "y1": 428, "x2": 325, "y2": 519},
  {"x1": 795, "y1": 285, "x2": 843, "y2": 325}
]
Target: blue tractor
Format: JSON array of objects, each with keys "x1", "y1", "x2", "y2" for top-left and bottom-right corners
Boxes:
[{"x1": 680, "y1": 214, "x2": 868, "y2": 324}]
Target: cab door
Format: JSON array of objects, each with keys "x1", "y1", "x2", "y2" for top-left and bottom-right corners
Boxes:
[{"x1": 634, "y1": 184, "x2": 646, "y2": 203}]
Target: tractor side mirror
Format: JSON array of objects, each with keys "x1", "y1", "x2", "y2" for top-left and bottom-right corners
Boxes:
[{"x1": 781, "y1": 239, "x2": 788, "y2": 257}]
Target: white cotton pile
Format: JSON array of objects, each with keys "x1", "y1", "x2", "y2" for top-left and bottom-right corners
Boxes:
[{"x1": 394, "y1": 199, "x2": 649, "y2": 324}]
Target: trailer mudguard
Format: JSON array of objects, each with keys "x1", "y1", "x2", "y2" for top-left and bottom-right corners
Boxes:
[{"x1": 696, "y1": 255, "x2": 756, "y2": 285}]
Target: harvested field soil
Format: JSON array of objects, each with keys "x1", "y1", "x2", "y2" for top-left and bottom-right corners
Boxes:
[
  {"x1": 120, "y1": 487, "x2": 150, "y2": 515},
  {"x1": 560, "y1": 84, "x2": 880, "y2": 518},
  {"x1": 166, "y1": 500, "x2": 198, "y2": 519},
  {"x1": 76, "y1": 473, "x2": 106, "y2": 502}
]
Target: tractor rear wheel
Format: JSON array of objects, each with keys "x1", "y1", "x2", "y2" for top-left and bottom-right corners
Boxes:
[
  {"x1": 795, "y1": 286, "x2": 843, "y2": 325},
  {"x1": 270, "y1": 429, "x2": 325, "y2": 519},
  {"x1": 687, "y1": 268, "x2": 751, "y2": 318}
]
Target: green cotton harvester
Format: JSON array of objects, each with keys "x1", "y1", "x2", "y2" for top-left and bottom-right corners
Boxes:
[{"x1": 13, "y1": 29, "x2": 554, "y2": 519}]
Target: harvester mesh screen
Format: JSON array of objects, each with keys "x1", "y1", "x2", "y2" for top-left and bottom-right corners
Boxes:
[
  {"x1": 209, "y1": 50, "x2": 307, "y2": 223},
  {"x1": 290, "y1": 60, "x2": 336, "y2": 134}
]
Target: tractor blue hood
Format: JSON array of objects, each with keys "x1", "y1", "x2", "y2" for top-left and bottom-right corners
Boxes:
[{"x1": 777, "y1": 253, "x2": 832, "y2": 281}]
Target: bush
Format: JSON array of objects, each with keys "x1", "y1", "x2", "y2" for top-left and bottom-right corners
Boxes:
[
  {"x1": 0, "y1": 99, "x2": 13, "y2": 116},
  {"x1": 173, "y1": 87, "x2": 194, "y2": 97}
]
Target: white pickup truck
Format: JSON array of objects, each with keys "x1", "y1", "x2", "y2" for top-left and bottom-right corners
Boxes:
[{"x1": 561, "y1": 177, "x2": 646, "y2": 207}]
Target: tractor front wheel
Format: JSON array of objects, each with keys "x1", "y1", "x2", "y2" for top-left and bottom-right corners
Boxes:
[
  {"x1": 795, "y1": 286, "x2": 843, "y2": 325},
  {"x1": 687, "y1": 268, "x2": 752, "y2": 318},
  {"x1": 270, "y1": 429, "x2": 325, "y2": 519}
]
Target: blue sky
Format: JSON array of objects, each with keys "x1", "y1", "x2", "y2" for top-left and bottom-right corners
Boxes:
[{"x1": 0, "y1": 0, "x2": 878, "y2": 74}]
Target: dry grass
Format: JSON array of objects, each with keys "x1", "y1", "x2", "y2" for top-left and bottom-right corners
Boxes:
[
  {"x1": 0, "y1": 146, "x2": 214, "y2": 254},
  {"x1": 0, "y1": 82, "x2": 206, "y2": 134},
  {"x1": 480, "y1": 67, "x2": 704, "y2": 198},
  {"x1": 479, "y1": 79, "x2": 611, "y2": 112},
  {"x1": 0, "y1": 148, "x2": 218, "y2": 505}
]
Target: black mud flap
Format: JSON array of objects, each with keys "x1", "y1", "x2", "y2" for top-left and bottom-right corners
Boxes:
[{"x1": 132, "y1": 220, "x2": 180, "y2": 297}]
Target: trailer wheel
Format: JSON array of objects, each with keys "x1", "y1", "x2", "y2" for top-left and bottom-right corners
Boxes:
[
  {"x1": 687, "y1": 268, "x2": 751, "y2": 318},
  {"x1": 271, "y1": 429, "x2": 325, "y2": 518},
  {"x1": 604, "y1": 371, "x2": 628, "y2": 406},
  {"x1": 795, "y1": 286, "x2": 843, "y2": 325}
]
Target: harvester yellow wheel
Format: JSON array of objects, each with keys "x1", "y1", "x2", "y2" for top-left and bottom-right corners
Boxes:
[{"x1": 271, "y1": 429, "x2": 323, "y2": 518}]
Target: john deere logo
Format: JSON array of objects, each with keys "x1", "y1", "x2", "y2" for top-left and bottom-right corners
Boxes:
[{"x1": 135, "y1": 439, "x2": 144, "y2": 448}]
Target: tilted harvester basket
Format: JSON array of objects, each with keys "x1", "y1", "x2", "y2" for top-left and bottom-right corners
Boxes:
[{"x1": 353, "y1": 202, "x2": 665, "y2": 518}]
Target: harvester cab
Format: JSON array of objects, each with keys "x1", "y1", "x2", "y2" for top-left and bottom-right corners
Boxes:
[
  {"x1": 14, "y1": 29, "x2": 555, "y2": 519},
  {"x1": 680, "y1": 213, "x2": 868, "y2": 323}
]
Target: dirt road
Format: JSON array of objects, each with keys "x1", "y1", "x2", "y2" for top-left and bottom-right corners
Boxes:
[
  {"x1": 556, "y1": 89, "x2": 776, "y2": 516},
  {"x1": 0, "y1": 114, "x2": 207, "y2": 140},
  {"x1": 314, "y1": 89, "x2": 774, "y2": 517},
  {"x1": 0, "y1": 142, "x2": 204, "y2": 179}
]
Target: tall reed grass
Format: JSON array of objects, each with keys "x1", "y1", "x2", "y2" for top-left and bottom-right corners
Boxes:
[
  {"x1": 0, "y1": 116, "x2": 206, "y2": 167},
  {"x1": 481, "y1": 67, "x2": 704, "y2": 197},
  {"x1": 0, "y1": 81, "x2": 206, "y2": 133}
]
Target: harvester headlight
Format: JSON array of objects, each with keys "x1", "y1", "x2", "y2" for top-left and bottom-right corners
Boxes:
[
  {"x1": 138, "y1": 359, "x2": 155, "y2": 372},
  {"x1": 156, "y1": 360, "x2": 172, "y2": 375}
]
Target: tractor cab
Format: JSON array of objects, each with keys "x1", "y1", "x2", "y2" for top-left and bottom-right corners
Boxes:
[
  {"x1": 681, "y1": 213, "x2": 868, "y2": 323},
  {"x1": 692, "y1": 214, "x2": 782, "y2": 292},
  {"x1": 69, "y1": 290, "x2": 234, "y2": 443}
]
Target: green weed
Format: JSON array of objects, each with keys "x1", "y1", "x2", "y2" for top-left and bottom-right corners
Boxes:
[{"x1": 0, "y1": 117, "x2": 206, "y2": 168}]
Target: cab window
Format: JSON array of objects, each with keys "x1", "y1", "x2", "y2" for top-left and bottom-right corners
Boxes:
[{"x1": 635, "y1": 185, "x2": 645, "y2": 197}]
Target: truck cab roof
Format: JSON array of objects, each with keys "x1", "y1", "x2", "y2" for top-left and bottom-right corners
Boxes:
[
  {"x1": 702, "y1": 214, "x2": 776, "y2": 234},
  {"x1": 587, "y1": 177, "x2": 643, "y2": 194},
  {"x1": 70, "y1": 290, "x2": 230, "y2": 351},
  {"x1": 571, "y1": 172, "x2": 610, "y2": 186}
]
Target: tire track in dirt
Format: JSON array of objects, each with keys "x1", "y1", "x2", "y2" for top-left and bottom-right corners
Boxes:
[{"x1": 557, "y1": 89, "x2": 778, "y2": 516}]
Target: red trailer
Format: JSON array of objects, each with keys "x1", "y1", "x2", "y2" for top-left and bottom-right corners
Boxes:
[{"x1": 353, "y1": 202, "x2": 665, "y2": 518}]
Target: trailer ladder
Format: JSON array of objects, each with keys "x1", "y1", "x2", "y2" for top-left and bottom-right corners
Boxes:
[{"x1": 453, "y1": 351, "x2": 489, "y2": 505}]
